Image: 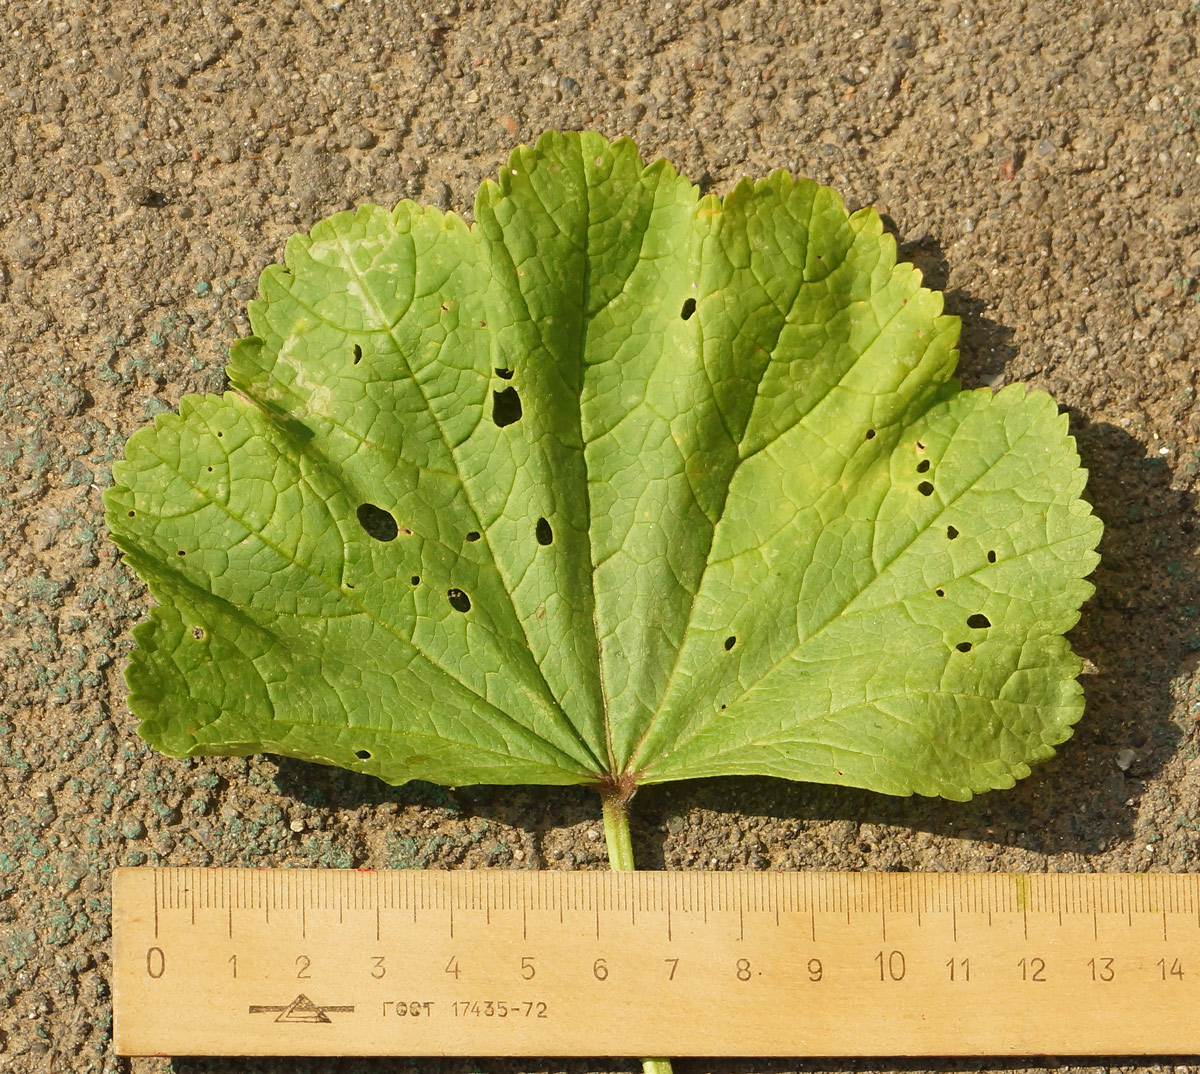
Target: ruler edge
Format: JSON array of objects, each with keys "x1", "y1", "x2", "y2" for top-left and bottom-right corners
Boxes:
[{"x1": 111, "y1": 866, "x2": 1200, "y2": 912}]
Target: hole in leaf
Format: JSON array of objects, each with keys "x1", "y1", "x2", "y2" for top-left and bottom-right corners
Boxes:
[
  {"x1": 128, "y1": 510, "x2": 136, "y2": 517},
  {"x1": 191, "y1": 626, "x2": 205, "y2": 640},
  {"x1": 681, "y1": 297, "x2": 696, "y2": 320},
  {"x1": 352, "y1": 344, "x2": 362, "y2": 364},
  {"x1": 355, "y1": 749, "x2": 371, "y2": 760},
  {"x1": 935, "y1": 588, "x2": 946, "y2": 597},
  {"x1": 967, "y1": 614, "x2": 991, "y2": 629},
  {"x1": 357, "y1": 503, "x2": 399, "y2": 542},
  {"x1": 177, "y1": 550, "x2": 186, "y2": 557},
  {"x1": 492, "y1": 387, "x2": 522, "y2": 427},
  {"x1": 440, "y1": 302, "x2": 450, "y2": 312},
  {"x1": 865, "y1": 429, "x2": 876, "y2": 440},
  {"x1": 410, "y1": 575, "x2": 421, "y2": 586},
  {"x1": 345, "y1": 582, "x2": 356, "y2": 590},
  {"x1": 217, "y1": 431, "x2": 223, "y2": 437},
  {"x1": 915, "y1": 439, "x2": 925, "y2": 451},
  {"x1": 987, "y1": 549, "x2": 997, "y2": 563},
  {"x1": 447, "y1": 588, "x2": 471, "y2": 613},
  {"x1": 917, "y1": 481, "x2": 934, "y2": 496},
  {"x1": 207, "y1": 466, "x2": 213, "y2": 472},
  {"x1": 724, "y1": 635, "x2": 736, "y2": 651},
  {"x1": 495, "y1": 367, "x2": 514, "y2": 380},
  {"x1": 536, "y1": 517, "x2": 553, "y2": 546},
  {"x1": 946, "y1": 525, "x2": 959, "y2": 540},
  {"x1": 956, "y1": 641, "x2": 973, "y2": 653},
  {"x1": 466, "y1": 531, "x2": 481, "y2": 542},
  {"x1": 916, "y1": 459, "x2": 931, "y2": 473}
]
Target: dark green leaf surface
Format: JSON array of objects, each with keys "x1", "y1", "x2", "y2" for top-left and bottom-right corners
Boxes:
[{"x1": 106, "y1": 131, "x2": 1101, "y2": 799}]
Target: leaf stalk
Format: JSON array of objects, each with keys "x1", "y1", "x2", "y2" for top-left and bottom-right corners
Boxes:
[{"x1": 599, "y1": 783, "x2": 674, "y2": 1074}]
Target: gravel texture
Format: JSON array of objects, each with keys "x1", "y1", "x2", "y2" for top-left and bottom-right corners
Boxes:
[{"x1": 1, "y1": 1, "x2": 1199, "y2": 1072}]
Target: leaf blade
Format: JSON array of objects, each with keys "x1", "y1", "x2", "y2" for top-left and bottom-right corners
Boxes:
[{"x1": 106, "y1": 132, "x2": 1102, "y2": 799}]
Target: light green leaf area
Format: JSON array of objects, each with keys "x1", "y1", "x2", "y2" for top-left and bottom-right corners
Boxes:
[{"x1": 106, "y1": 131, "x2": 1101, "y2": 800}]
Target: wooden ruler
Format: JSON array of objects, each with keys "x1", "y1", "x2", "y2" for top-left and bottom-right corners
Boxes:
[{"x1": 113, "y1": 868, "x2": 1200, "y2": 1057}]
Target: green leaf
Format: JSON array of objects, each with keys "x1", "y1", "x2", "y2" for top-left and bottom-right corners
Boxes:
[{"x1": 105, "y1": 131, "x2": 1101, "y2": 800}]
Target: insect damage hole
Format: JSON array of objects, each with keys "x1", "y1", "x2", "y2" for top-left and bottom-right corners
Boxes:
[
  {"x1": 967, "y1": 614, "x2": 991, "y2": 629},
  {"x1": 352, "y1": 344, "x2": 362, "y2": 365},
  {"x1": 680, "y1": 297, "x2": 696, "y2": 320},
  {"x1": 916, "y1": 459, "x2": 931, "y2": 473},
  {"x1": 495, "y1": 367, "x2": 514, "y2": 379},
  {"x1": 355, "y1": 749, "x2": 371, "y2": 760},
  {"x1": 465, "y1": 531, "x2": 481, "y2": 542},
  {"x1": 191, "y1": 626, "x2": 206, "y2": 640},
  {"x1": 410, "y1": 575, "x2": 421, "y2": 586},
  {"x1": 865, "y1": 428, "x2": 876, "y2": 440},
  {"x1": 492, "y1": 387, "x2": 522, "y2": 427},
  {"x1": 724, "y1": 635, "x2": 736, "y2": 651},
  {"x1": 987, "y1": 549, "x2": 997, "y2": 563},
  {"x1": 447, "y1": 588, "x2": 471, "y2": 613},
  {"x1": 917, "y1": 481, "x2": 935, "y2": 496},
  {"x1": 536, "y1": 517, "x2": 553, "y2": 546},
  {"x1": 946, "y1": 525, "x2": 959, "y2": 540},
  {"x1": 357, "y1": 503, "x2": 399, "y2": 542},
  {"x1": 956, "y1": 642, "x2": 973, "y2": 653}
]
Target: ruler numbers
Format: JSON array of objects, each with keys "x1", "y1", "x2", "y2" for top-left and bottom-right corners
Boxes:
[{"x1": 114, "y1": 870, "x2": 1200, "y2": 1057}]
